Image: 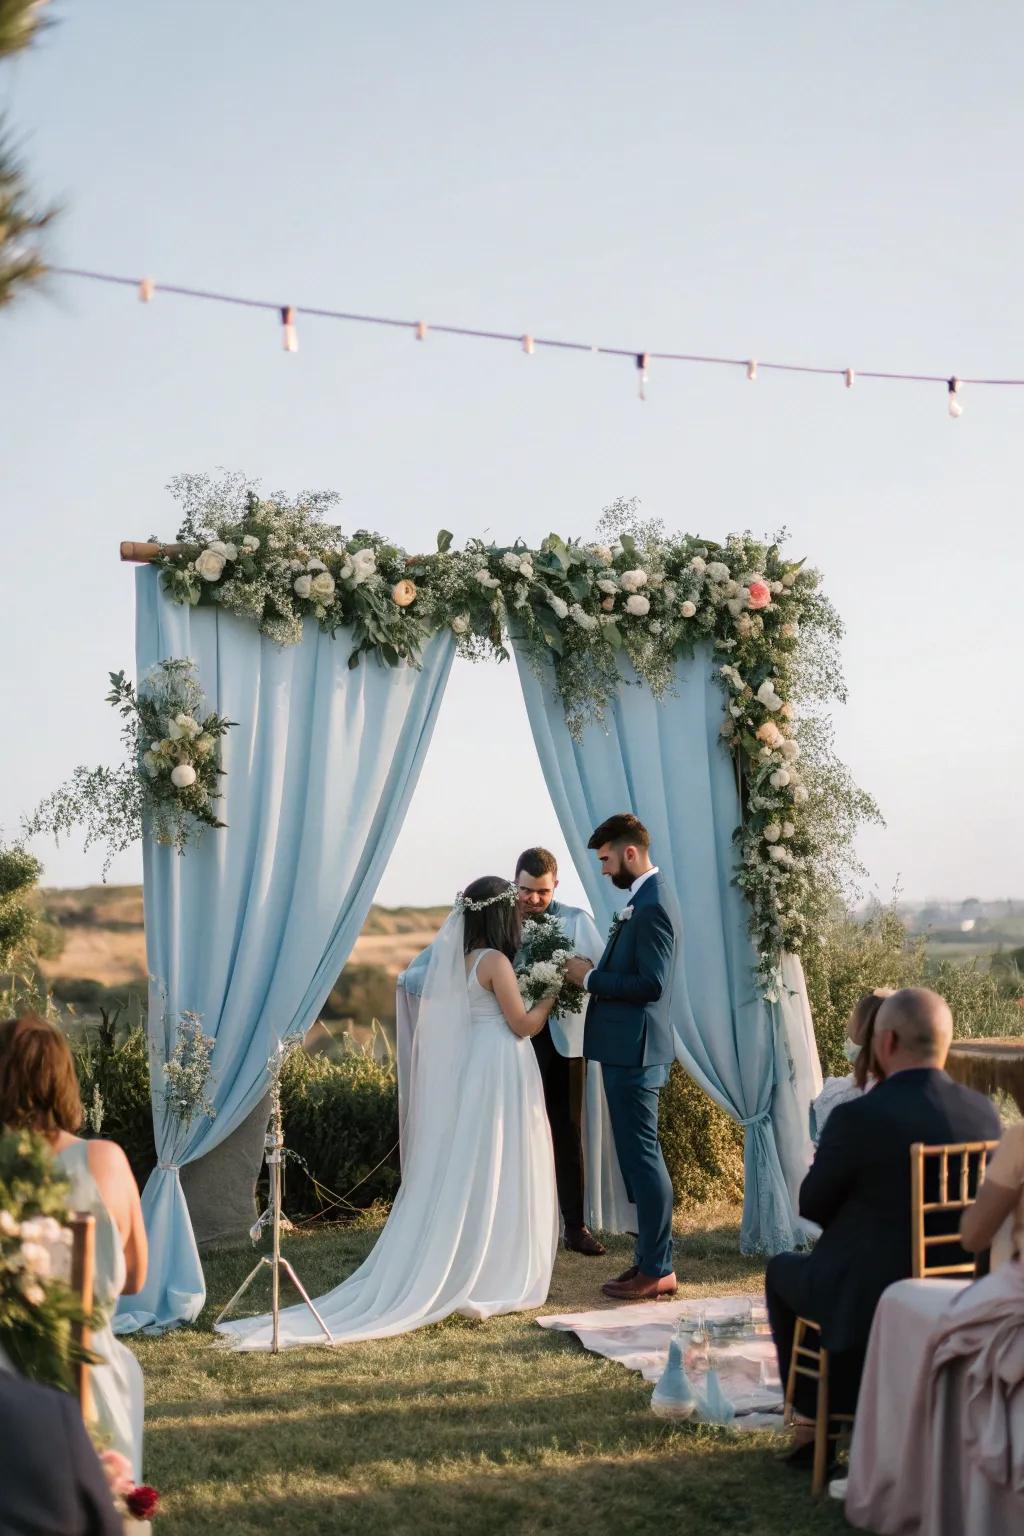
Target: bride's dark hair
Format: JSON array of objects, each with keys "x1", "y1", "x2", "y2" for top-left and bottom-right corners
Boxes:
[{"x1": 461, "y1": 876, "x2": 522, "y2": 961}]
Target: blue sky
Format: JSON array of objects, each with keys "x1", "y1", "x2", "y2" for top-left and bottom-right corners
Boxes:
[{"x1": 1, "y1": 1, "x2": 1021, "y2": 908}]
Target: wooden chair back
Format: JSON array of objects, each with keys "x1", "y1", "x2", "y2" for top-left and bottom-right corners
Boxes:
[
  {"x1": 910, "y1": 1140, "x2": 1000, "y2": 1278},
  {"x1": 69, "y1": 1213, "x2": 95, "y2": 1422}
]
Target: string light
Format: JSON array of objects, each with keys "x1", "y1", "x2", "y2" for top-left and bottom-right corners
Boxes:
[
  {"x1": 47, "y1": 265, "x2": 1024, "y2": 412},
  {"x1": 636, "y1": 352, "x2": 649, "y2": 401}
]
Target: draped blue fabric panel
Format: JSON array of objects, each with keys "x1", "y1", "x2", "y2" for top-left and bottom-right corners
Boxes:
[
  {"x1": 514, "y1": 641, "x2": 814, "y2": 1255},
  {"x1": 116, "y1": 569, "x2": 455, "y2": 1331}
]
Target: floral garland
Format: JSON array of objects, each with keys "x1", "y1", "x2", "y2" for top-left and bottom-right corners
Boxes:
[
  {"x1": 25, "y1": 659, "x2": 233, "y2": 874},
  {"x1": 141, "y1": 474, "x2": 878, "y2": 997}
]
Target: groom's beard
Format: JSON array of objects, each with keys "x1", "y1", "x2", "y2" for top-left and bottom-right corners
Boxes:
[{"x1": 610, "y1": 870, "x2": 633, "y2": 890}]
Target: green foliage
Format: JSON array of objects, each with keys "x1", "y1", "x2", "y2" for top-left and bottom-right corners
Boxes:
[
  {"x1": 0, "y1": 4, "x2": 55, "y2": 310},
  {"x1": 71, "y1": 1010, "x2": 157, "y2": 1191},
  {"x1": 660, "y1": 1065, "x2": 745, "y2": 1207},
  {"x1": 0, "y1": 1128, "x2": 98, "y2": 1391},
  {"x1": 322, "y1": 964, "x2": 399, "y2": 1030},
  {"x1": 0, "y1": 843, "x2": 49, "y2": 1014},
  {"x1": 278, "y1": 1047, "x2": 401, "y2": 1215},
  {"x1": 802, "y1": 902, "x2": 1024, "y2": 1077}
]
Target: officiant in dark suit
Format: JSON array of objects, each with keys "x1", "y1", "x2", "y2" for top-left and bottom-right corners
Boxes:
[{"x1": 565, "y1": 812, "x2": 680, "y2": 1301}]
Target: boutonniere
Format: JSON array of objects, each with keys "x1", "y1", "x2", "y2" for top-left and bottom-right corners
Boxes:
[{"x1": 607, "y1": 905, "x2": 634, "y2": 938}]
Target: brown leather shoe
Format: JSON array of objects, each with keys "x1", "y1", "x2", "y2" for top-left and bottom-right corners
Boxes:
[
  {"x1": 612, "y1": 1264, "x2": 639, "y2": 1284},
  {"x1": 601, "y1": 1270, "x2": 678, "y2": 1301},
  {"x1": 564, "y1": 1226, "x2": 608, "y2": 1257}
]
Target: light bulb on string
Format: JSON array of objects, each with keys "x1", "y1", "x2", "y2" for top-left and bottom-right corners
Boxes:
[
  {"x1": 746, "y1": 359, "x2": 757, "y2": 381},
  {"x1": 138, "y1": 277, "x2": 155, "y2": 303},
  {"x1": 947, "y1": 376, "x2": 962, "y2": 417},
  {"x1": 636, "y1": 352, "x2": 649, "y2": 401},
  {"x1": 844, "y1": 368, "x2": 855, "y2": 389},
  {"x1": 281, "y1": 306, "x2": 298, "y2": 353},
  {"x1": 415, "y1": 321, "x2": 427, "y2": 341},
  {"x1": 521, "y1": 334, "x2": 534, "y2": 355}
]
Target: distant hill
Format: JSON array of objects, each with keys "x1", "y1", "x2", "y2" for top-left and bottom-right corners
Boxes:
[{"x1": 39, "y1": 886, "x2": 448, "y2": 1022}]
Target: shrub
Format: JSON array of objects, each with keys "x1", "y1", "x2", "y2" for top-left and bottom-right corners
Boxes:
[
  {"x1": 660, "y1": 1064, "x2": 744, "y2": 1208},
  {"x1": 279, "y1": 1046, "x2": 401, "y2": 1216},
  {"x1": 71, "y1": 1009, "x2": 157, "y2": 1191}
]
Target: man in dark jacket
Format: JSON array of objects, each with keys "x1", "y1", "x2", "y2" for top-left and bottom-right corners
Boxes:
[
  {"x1": 565, "y1": 812, "x2": 680, "y2": 1301},
  {"x1": 0, "y1": 1371, "x2": 123, "y2": 1536},
  {"x1": 766, "y1": 987, "x2": 1001, "y2": 1434}
]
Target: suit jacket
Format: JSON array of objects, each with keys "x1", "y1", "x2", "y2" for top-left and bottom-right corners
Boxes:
[
  {"x1": 0, "y1": 1371, "x2": 124, "y2": 1536},
  {"x1": 582, "y1": 871, "x2": 679, "y2": 1068},
  {"x1": 799, "y1": 1067, "x2": 1002, "y2": 1354}
]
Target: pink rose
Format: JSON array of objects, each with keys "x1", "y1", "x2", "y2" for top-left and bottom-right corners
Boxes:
[
  {"x1": 747, "y1": 580, "x2": 771, "y2": 610},
  {"x1": 101, "y1": 1450, "x2": 135, "y2": 1498}
]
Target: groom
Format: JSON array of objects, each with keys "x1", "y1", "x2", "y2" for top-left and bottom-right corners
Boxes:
[{"x1": 565, "y1": 813, "x2": 679, "y2": 1300}]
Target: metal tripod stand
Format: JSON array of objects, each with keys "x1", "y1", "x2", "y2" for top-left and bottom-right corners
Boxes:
[{"x1": 214, "y1": 1051, "x2": 333, "y2": 1352}]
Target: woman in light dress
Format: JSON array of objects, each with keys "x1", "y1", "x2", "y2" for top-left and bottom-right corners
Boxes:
[
  {"x1": 0, "y1": 1014, "x2": 148, "y2": 1479},
  {"x1": 810, "y1": 990, "x2": 891, "y2": 1143},
  {"x1": 218, "y1": 876, "x2": 560, "y2": 1351},
  {"x1": 961, "y1": 1118, "x2": 1024, "y2": 1270}
]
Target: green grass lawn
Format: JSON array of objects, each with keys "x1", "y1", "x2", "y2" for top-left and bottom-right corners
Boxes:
[{"x1": 131, "y1": 1205, "x2": 848, "y2": 1536}]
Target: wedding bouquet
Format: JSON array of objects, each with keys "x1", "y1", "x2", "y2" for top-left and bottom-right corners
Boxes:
[{"x1": 516, "y1": 913, "x2": 585, "y2": 1017}]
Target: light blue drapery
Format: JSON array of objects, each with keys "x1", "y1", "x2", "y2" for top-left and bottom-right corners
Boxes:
[
  {"x1": 515, "y1": 642, "x2": 817, "y2": 1255},
  {"x1": 116, "y1": 569, "x2": 455, "y2": 1332}
]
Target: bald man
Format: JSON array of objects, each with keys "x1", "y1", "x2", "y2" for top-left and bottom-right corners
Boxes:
[{"x1": 766, "y1": 988, "x2": 1001, "y2": 1458}]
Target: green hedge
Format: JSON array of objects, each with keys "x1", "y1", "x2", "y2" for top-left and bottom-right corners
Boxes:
[{"x1": 279, "y1": 1048, "x2": 400, "y2": 1215}]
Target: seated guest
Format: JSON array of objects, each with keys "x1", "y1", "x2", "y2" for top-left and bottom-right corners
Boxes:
[
  {"x1": 961, "y1": 1117, "x2": 1024, "y2": 1269},
  {"x1": 0, "y1": 1370, "x2": 124, "y2": 1536},
  {"x1": 766, "y1": 987, "x2": 1001, "y2": 1462},
  {"x1": 810, "y1": 989, "x2": 891, "y2": 1142},
  {"x1": 0, "y1": 1014, "x2": 148, "y2": 1479}
]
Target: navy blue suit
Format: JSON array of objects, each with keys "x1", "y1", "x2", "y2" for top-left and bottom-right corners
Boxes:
[{"x1": 583, "y1": 871, "x2": 679, "y2": 1277}]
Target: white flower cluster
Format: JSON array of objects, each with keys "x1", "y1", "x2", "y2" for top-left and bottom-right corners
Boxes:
[
  {"x1": 162, "y1": 1010, "x2": 217, "y2": 1128},
  {"x1": 0, "y1": 1211, "x2": 72, "y2": 1307}
]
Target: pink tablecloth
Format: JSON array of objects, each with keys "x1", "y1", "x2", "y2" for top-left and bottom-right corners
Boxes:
[{"x1": 845, "y1": 1277, "x2": 1024, "y2": 1534}]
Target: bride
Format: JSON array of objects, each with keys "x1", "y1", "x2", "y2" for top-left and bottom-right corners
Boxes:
[{"x1": 217, "y1": 877, "x2": 559, "y2": 1350}]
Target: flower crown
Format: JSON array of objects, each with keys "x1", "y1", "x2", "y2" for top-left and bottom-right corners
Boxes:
[{"x1": 454, "y1": 884, "x2": 517, "y2": 914}]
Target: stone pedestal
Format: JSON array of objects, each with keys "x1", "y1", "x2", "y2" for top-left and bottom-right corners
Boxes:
[{"x1": 180, "y1": 1093, "x2": 271, "y2": 1249}]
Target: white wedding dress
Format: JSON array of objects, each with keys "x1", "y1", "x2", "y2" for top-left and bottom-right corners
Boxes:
[{"x1": 217, "y1": 916, "x2": 558, "y2": 1350}]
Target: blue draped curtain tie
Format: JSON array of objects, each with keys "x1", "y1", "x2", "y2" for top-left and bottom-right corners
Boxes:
[
  {"x1": 737, "y1": 1111, "x2": 772, "y2": 1129},
  {"x1": 157, "y1": 1162, "x2": 181, "y2": 1172}
]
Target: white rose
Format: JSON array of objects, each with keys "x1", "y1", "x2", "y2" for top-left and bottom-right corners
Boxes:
[
  {"x1": 194, "y1": 549, "x2": 226, "y2": 582},
  {"x1": 223, "y1": 543, "x2": 238, "y2": 561},
  {"x1": 451, "y1": 615, "x2": 470, "y2": 634},
  {"x1": 625, "y1": 594, "x2": 650, "y2": 616},
  {"x1": 310, "y1": 571, "x2": 336, "y2": 602},
  {"x1": 174, "y1": 714, "x2": 201, "y2": 738},
  {"x1": 293, "y1": 574, "x2": 313, "y2": 599},
  {"x1": 166, "y1": 718, "x2": 184, "y2": 741},
  {"x1": 20, "y1": 1279, "x2": 45, "y2": 1307},
  {"x1": 768, "y1": 844, "x2": 790, "y2": 864},
  {"x1": 782, "y1": 821, "x2": 796, "y2": 839},
  {"x1": 194, "y1": 734, "x2": 215, "y2": 756},
  {"x1": 0, "y1": 1210, "x2": 19, "y2": 1238},
  {"x1": 352, "y1": 547, "x2": 376, "y2": 572},
  {"x1": 689, "y1": 555, "x2": 707, "y2": 573},
  {"x1": 764, "y1": 823, "x2": 782, "y2": 843},
  {"x1": 706, "y1": 561, "x2": 730, "y2": 583},
  {"x1": 208, "y1": 540, "x2": 229, "y2": 557},
  {"x1": 306, "y1": 558, "x2": 327, "y2": 572},
  {"x1": 619, "y1": 568, "x2": 648, "y2": 593},
  {"x1": 547, "y1": 595, "x2": 569, "y2": 620},
  {"x1": 680, "y1": 600, "x2": 697, "y2": 618},
  {"x1": 242, "y1": 535, "x2": 260, "y2": 551},
  {"x1": 793, "y1": 784, "x2": 809, "y2": 805},
  {"x1": 756, "y1": 680, "x2": 783, "y2": 711},
  {"x1": 770, "y1": 769, "x2": 791, "y2": 789},
  {"x1": 780, "y1": 739, "x2": 800, "y2": 761},
  {"x1": 770, "y1": 580, "x2": 784, "y2": 594},
  {"x1": 590, "y1": 544, "x2": 614, "y2": 566},
  {"x1": 502, "y1": 552, "x2": 522, "y2": 570},
  {"x1": 19, "y1": 1241, "x2": 51, "y2": 1279},
  {"x1": 339, "y1": 558, "x2": 354, "y2": 581},
  {"x1": 518, "y1": 560, "x2": 534, "y2": 580},
  {"x1": 171, "y1": 763, "x2": 197, "y2": 789},
  {"x1": 475, "y1": 568, "x2": 500, "y2": 589},
  {"x1": 781, "y1": 622, "x2": 800, "y2": 639},
  {"x1": 142, "y1": 750, "x2": 160, "y2": 777},
  {"x1": 596, "y1": 579, "x2": 619, "y2": 595}
]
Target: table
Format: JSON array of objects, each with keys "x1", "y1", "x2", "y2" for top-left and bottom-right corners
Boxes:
[
  {"x1": 845, "y1": 1278, "x2": 1024, "y2": 1534},
  {"x1": 946, "y1": 1037, "x2": 1024, "y2": 1113}
]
